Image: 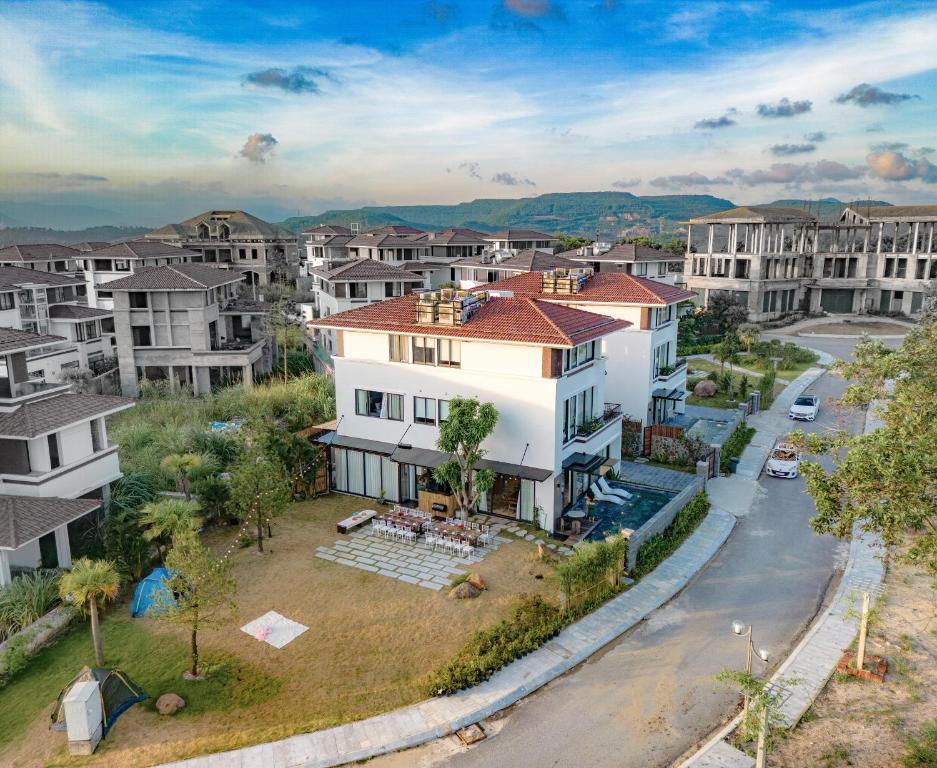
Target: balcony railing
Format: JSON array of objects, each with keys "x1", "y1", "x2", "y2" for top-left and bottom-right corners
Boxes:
[
  {"x1": 568, "y1": 402, "x2": 622, "y2": 442},
  {"x1": 655, "y1": 357, "x2": 688, "y2": 380}
]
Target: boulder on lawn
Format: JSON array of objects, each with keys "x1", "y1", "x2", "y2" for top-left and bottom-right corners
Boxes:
[
  {"x1": 449, "y1": 581, "x2": 481, "y2": 599},
  {"x1": 156, "y1": 693, "x2": 186, "y2": 715},
  {"x1": 466, "y1": 572, "x2": 486, "y2": 591},
  {"x1": 693, "y1": 379, "x2": 717, "y2": 397}
]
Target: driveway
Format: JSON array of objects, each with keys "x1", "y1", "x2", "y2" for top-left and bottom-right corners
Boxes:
[{"x1": 371, "y1": 343, "x2": 871, "y2": 768}]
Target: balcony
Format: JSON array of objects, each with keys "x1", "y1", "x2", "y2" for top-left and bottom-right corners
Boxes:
[
  {"x1": 0, "y1": 444, "x2": 121, "y2": 498},
  {"x1": 655, "y1": 357, "x2": 688, "y2": 382},
  {"x1": 0, "y1": 377, "x2": 71, "y2": 405},
  {"x1": 568, "y1": 402, "x2": 622, "y2": 444}
]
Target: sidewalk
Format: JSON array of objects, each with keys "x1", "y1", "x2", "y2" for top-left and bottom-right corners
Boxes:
[
  {"x1": 161, "y1": 509, "x2": 736, "y2": 768},
  {"x1": 679, "y1": 391, "x2": 887, "y2": 768}
]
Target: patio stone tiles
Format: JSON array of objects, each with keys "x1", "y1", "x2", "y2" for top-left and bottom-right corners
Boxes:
[{"x1": 314, "y1": 519, "x2": 510, "y2": 591}]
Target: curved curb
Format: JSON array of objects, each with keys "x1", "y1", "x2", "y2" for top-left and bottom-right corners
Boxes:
[{"x1": 160, "y1": 509, "x2": 736, "y2": 768}]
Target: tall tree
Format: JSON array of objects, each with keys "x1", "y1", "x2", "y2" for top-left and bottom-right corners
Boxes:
[
  {"x1": 59, "y1": 558, "x2": 121, "y2": 666},
  {"x1": 140, "y1": 499, "x2": 203, "y2": 562},
  {"x1": 228, "y1": 451, "x2": 292, "y2": 552},
  {"x1": 433, "y1": 397, "x2": 498, "y2": 520},
  {"x1": 157, "y1": 537, "x2": 235, "y2": 679},
  {"x1": 713, "y1": 332, "x2": 741, "y2": 375},
  {"x1": 160, "y1": 453, "x2": 202, "y2": 501},
  {"x1": 737, "y1": 323, "x2": 760, "y2": 354},
  {"x1": 798, "y1": 318, "x2": 937, "y2": 581}
]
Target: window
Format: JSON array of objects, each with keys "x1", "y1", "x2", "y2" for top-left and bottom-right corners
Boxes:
[
  {"x1": 389, "y1": 334, "x2": 409, "y2": 362},
  {"x1": 657, "y1": 261, "x2": 667, "y2": 276},
  {"x1": 96, "y1": 290, "x2": 112, "y2": 299},
  {"x1": 75, "y1": 323, "x2": 86, "y2": 342},
  {"x1": 239, "y1": 248, "x2": 246, "y2": 259},
  {"x1": 438, "y1": 339, "x2": 461, "y2": 367},
  {"x1": 439, "y1": 399, "x2": 450, "y2": 424},
  {"x1": 414, "y1": 397, "x2": 436, "y2": 424},
  {"x1": 633, "y1": 262, "x2": 648, "y2": 276},
  {"x1": 653, "y1": 342, "x2": 672, "y2": 376},
  {"x1": 563, "y1": 386, "x2": 596, "y2": 442},
  {"x1": 355, "y1": 389, "x2": 403, "y2": 420},
  {"x1": 129, "y1": 292, "x2": 148, "y2": 308},
  {"x1": 115, "y1": 259, "x2": 130, "y2": 271},
  {"x1": 251, "y1": 248, "x2": 258, "y2": 260},
  {"x1": 563, "y1": 340, "x2": 596, "y2": 372},
  {"x1": 653, "y1": 304, "x2": 675, "y2": 327},
  {"x1": 90, "y1": 420, "x2": 102, "y2": 452},
  {"x1": 413, "y1": 336, "x2": 435, "y2": 364},
  {"x1": 348, "y1": 282, "x2": 367, "y2": 299},
  {"x1": 131, "y1": 325, "x2": 152, "y2": 346},
  {"x1": 0, "y1": 293, "x2": 12, "y2": 310},
  {"x1": 47, "y1": 433, "x2": 61, "y2": 470}
]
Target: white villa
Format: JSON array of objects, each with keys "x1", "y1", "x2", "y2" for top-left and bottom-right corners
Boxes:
[{"x1": 309, "y1": 286, "x2": 630, "y2": 533}]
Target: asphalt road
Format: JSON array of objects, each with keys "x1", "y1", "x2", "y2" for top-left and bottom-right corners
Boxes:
[{"x1": 372, "y1": 335, "x2": 885, "y2": 768}]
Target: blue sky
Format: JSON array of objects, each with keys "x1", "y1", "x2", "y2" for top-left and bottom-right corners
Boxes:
[{"x1": 1, "y1": 0, "x2": 936, "y2": 225}]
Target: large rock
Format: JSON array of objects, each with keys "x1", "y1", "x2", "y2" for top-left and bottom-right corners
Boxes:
[
  {"x1": 693, "y1": 379, "x2": 717, "y2": 397},
  {"x1": 449, "y1": 581, "x2": 481, "y2": 599},
  {"x1": 466, "y1": 572, "x2": 486, "y2": 591},
  {"x1": 156, "y1": 693, "x2": 186, "y2": 715}
]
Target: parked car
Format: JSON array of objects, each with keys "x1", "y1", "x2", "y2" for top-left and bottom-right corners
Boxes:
[
  {"x1": 765, "y1": 441, "x2": 801, "y2": 478},
  {"x1": 788, "y1": 394, "x2": 819, "y2": 421}
]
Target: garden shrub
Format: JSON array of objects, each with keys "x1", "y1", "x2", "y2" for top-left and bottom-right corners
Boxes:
[
  {"x1": 720, "y1": 423, "x2": 756, "y2": 473},
  {"x1": 425, "y1": 595, "x2": 564, "y2": 695},
  {"x1": 0, "y1": 570, "x2": 62, "y2": 641},
  {"x1": 759, "y1": 370, "x2": 777, "y2": 407},
  {"x1": 556, "y1": 534, "x2": 627, "y2": 610},
  {"x1": 633, "y1": 493, "x2": 710, "y2": 579}
]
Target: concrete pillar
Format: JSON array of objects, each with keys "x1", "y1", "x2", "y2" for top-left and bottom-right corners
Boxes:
[
  {"x1": 54, "y1": 525, "x2": 72, "y2": 569},
  {"x1": 194, "y1": 367, "x2": 210, "y2": 395},
  {"x1": 0, "y1": 549, "x2": 10, "y2": 587},
  {"x1": 242, "y1": 364, "x2": 253, "y2": 386},
  {"x1": 101, "y1": 482, "x2": 111, "y2": 509}
]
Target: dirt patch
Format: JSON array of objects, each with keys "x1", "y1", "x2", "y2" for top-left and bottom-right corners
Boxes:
[
  {"x1": 770, "y1": 555, "x2": 937, "y2": 767},
  {"x1": 797, "y1": 321, "x2": 910, "y2": 337}
]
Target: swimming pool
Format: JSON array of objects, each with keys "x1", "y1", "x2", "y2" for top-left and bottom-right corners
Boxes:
[
  {"x1": 686, "y1": 418, "x2": 729, "y2": 444},
  {"x1": 571, "y1": 482, "x2": 677, "y2": 541}
]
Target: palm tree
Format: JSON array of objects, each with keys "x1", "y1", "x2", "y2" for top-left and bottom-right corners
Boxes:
[
  {"x1": 737, "y1": 323, "x2": 760, "y2": 355},
  {"x1": 140, "y1": 499, "x2": 202, "y2": 561},
  {"x1": 160, "y1": 453, "x2": 202, "y2": 500},
  {"x1": 59, "y1": 558, "x2": 121, "y2": 666}
]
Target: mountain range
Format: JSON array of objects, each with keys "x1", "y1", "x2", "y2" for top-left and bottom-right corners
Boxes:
[{"x1": 278, "y1": 193, "x2": 892, "y2": 239}]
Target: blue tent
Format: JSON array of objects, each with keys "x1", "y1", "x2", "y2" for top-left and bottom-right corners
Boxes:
[{"x1": 131, "y1": 568, "x2": 172, "y2": 617}]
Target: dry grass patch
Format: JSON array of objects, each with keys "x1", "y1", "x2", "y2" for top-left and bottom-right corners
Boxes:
[{"x1": 2, "y1": 495, "x2": 557, "y2": 767}]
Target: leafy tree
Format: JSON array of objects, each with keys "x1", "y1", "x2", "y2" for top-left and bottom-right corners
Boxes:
[
  {"x1": 708, "y1": 293, "x2": 748, "y2": 331},
  {"x1": 228, "y1": 451, "x2": 292, "y2": 552},
  {"x1": 433, "y1": 398, "x2": 498, "y2": 520},
  {"x1": 59, "y1": 558, "x2": 121, "y2": 666},
  {"x1": 797, "y1": 319, "x2": 937, "y2": 582},
  {"x1": 191, "y1": 476, "x2": 231, "y2": 522},
  {"x1": 737, "y1": 323, "x2": 760, "y2": 354},
  {"x1": 260, "y1": 426, "x2": 320, "y2": 496},
  {"x1": 140, "y1": 499, "x2": 202, "y2": 562},
  {"x1": 160, "y1": 453, "x2": 203, "y2": 500},
  {"x1": 555, "y1": 233, "x2": 593, "y2": 251},
  {"x1": 103, "y1": 508, "x2": 151, "y2": 581},
  {"x1": 713, "y1": 332, "x2": 741, "y2": 375},
  {"x1": 157, "y1": 537, "x2": 235, "y2": 679}
]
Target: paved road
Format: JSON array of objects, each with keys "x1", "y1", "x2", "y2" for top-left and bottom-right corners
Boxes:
[{"x1": 373, "y1": 337, "x2": 880, "y2": 768}]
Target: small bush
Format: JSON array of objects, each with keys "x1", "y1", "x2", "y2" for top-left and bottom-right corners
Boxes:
[
  {"x1": 425, "y1": 595, "x2": 564, "y2": 695},
  {"x1": 0, "y1": 633, "x2": 34, "y2": 683},
  {"x1": 720, "y1": 423, "x2": 756, "y2": 473},
  {"x1": 633, "y1": 493, "x2": 710, "y2": 579},
  {"x1": 0, "y1": 570, "x2": 62, "y2": 641},
  {"x1": 557, "y1": 534, "x2": 627, "y2": 610}
]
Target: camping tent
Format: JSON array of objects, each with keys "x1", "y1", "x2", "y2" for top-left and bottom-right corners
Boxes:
[
  {"x1": 131, "y1": 567, "x2": 172, "y2": 617},
  {"x1": 50, "y1": 667, "x2": 146, "y2": 736}
]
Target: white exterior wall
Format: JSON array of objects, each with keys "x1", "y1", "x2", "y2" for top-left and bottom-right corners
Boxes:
[{"x1": 7, "y1": 540, "x2": 41, "y2": 569}]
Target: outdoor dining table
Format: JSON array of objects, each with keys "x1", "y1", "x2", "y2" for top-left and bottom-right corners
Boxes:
[
  {"x1": 432, "y1": 522, "x2": 481, "y2": 546},
  {"x1": 378, "y1": 513, "x2": 426, "y2": 533}
]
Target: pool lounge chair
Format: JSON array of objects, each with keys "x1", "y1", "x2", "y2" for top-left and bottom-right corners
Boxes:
[
  {"x1": 590, "y1": 482, "x2": 625, "y2": 505},
  {"x1": 597, "y1": 477, "x2": 632, "y2": 500}
]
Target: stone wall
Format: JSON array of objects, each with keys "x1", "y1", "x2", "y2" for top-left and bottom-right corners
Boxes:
[{"x1": 625, "y1": 480, "x2": 703, "y2": 571}]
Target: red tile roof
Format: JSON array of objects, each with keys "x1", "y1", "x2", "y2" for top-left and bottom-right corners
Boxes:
[
  {"x1": 309, "y1": 293, "x2": 630, "y2": 347},
  {"x1": 478, "y1": 271, "x2": 695, "y2": 306}
]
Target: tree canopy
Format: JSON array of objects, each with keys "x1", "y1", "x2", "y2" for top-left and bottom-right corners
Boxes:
[
  {"x1": 228, "y1": 450, "x2": 292, "y2": 552},
  {"x1": 798, "y1": 317, "x2": 937, "y2": 582},
  {"x1": 433, "y1": 397, "x2": 498, "y2": 518}
]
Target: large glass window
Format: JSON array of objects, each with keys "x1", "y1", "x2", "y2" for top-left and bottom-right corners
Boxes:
[
  {"x1": 563, "y1": 340, "x2": 596, "y2": 372},
  {"x1": 355, "y1": 389, "x2": 403, "y2": 420},
  {"x1": 413, "y1": 336, "x2": 435, "y2": 364},
  {"x1": 563, "y1": 386, "x2": 596, "y2": 441},
  {"x1": 414, "y1": 397, "x2": 436, "y2": 425},
  {"x1": 439, "y1": 399, "x2": 450, "y2": 423},
  {"x1": 0, "y1": 293, "x2": 13, "y2": 310},
  {"x1": 131, "y1": 325, "x2": 151, "y2": 346},
  {"x1": 438, "y1": 339, "x2": 461, "y2": 367},
  {"x1": 388, "y1": 334, "x2": 409, "y2": 362},
  {"x1": 129, "y1": 292, "x2": 148, "y2": 308}
]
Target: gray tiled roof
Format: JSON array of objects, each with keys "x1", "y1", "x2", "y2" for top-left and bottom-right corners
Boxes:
[
  {"x1": 0, "y1": 266, "x2": 85, "y2": 290},
  {"x1": 346, "y1": 232, "x2": 429, "y2": 248},
  {"x1": 148, "y1": 210, "x2": 295, "y2": 240},
  {"x1": 0, "y1": 244, "x2": 81, "y2": 262},
  {"x1": 0, "y1": 393, "x2": 133, "y2": 438},
  {"x1": 86, "y1": 239, "x2": 200, "y2": 260},
  {"x1": 301, "y1": 224, "x2": 352, "y2": 235},
  {"x1": 71, "y1": 241, "x2": 111, "y2": 252},
  {"x1": 105, "y1": 264, "x2": 245, "y2": 291},
  {"x1": 0, "y1": 327, "x2": 66, "y2": 354},
  {"x1": 310, "y1": 259, "x2": 425, "y2": 282},
  {"x1": 455, "y1": 249, "x2": 580, "y2": 272},
  {"x1": 426, "y1": 228, "x2": 489, "y2": 245},
  {"x1": 48, "y1": 304, "x2": 114, "y2": 320},
  {"x1": 0, "y1": 495, "x2": 102, "y2": 549},
  {"x1": 560, "y1": 243, "x2": 675, "y2": 263},
  {"x1": 485, "y1": 229, "x2": 557, "y2": 240}
]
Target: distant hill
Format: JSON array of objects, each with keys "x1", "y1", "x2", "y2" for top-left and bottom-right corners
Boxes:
[
  {"x1": 279, "y1": 192, "x2": 737, "y2": 238},
  {"x1": 0, "y1": 201, "x2": 130, "y2": 230},
  {"x1": 0, "y1": 225, "x2": 150, "y2": 248}
]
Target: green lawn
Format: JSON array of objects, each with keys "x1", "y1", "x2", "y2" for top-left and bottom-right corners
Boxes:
[
  {"x1": 686, "y1": 358, "x2": 781, "y2": 409},
  {"x1": 735, "y1": 353, "x2": 817, "y2": 381},
  {"x1": 0, "y1": 610, "x2": 276, "y2": 750}
]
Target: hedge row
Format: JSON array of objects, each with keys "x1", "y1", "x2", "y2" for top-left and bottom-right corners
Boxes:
[
  {"x1": 720, "y1": 423, "x2": 757, "y2": 473},
  {"x1": 633, "y1": 493, "x2": 711, "y2": 580}
]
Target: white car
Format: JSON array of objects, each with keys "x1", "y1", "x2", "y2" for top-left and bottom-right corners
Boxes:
[
  {"x1": 765, "y1": 442, "x2": 800, "y2": 478},
  {"x1": 788, "y1": 395, "x2": 819, "y2": 421}
]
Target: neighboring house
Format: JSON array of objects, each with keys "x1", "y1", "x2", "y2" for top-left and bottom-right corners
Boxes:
[
  {"x1": 454, "y1": 249, "x2": 582, "y2": 289},
  {"x1": 685, "y1": 203, "x2": 937, "y2": 321},
  {"x1": 0, "y1": 326, "x2": 134, "y2": 585},
  {"x1": 307, "y1": 259, "x2": 427, "y2": 358},
  {"x1": 483, "y1": 229, "x2": 559, "y2": 253},
  {"x1": 302, "y1": 225, "x2": 354, "y2": 276},
  {"x1": 561, "y1": 242, "x2": 683, "y2": 284},
  {"x1": 146, "y1": 209, "x2": 298, "y2": 288},
  {"x1": 79, "y1": 239, "x2": 197, "y2": 309},
  {"x1": 481, "y1": 270, "x2": 695, "y2": 426},
  {"x1": 108, "y1": 264, "x2": 273, "y2": 397},
  {"x1": 0, "y1": 244, "x2": 84, "y2": 276},
  {"x1": 0, "y1": 266, "x2": 110, "y2": 382},
  {"x1": 71, "y1": 241, "x2": 111, "y2": 252},
  {"x1": 309, "y1": 289, "x2": 629, "y2": 533},
  {"x1": 426, "y1": 228, "x2": 489, "y2": 260}
]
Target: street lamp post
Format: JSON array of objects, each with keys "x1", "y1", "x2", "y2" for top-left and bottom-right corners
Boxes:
[{"x1": 731, "y1": 621, "x2": 769, "y2": 714}]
